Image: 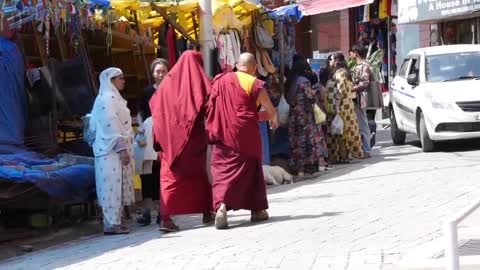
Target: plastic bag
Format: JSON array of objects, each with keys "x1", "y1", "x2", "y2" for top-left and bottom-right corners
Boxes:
[
  {"x1": 312, "y1": 103, "x2": 326, "y2": 124},
  {"x1": 331, "y1": 114, "x2": 344, "y2": 135},
  {"x1": 277, "y1": 96, "x2": 290, "y2": 126}
]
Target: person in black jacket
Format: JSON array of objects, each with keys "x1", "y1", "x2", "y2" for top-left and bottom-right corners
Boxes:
[{"x1": 136, "y1": 58, "x2": 169, "y2": 226}]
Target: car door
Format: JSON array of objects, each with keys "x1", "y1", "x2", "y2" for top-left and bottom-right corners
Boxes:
[
  {"x1": 391, "y1": 57, "x2": 412, "y2": 131},
  {"x1": 401, "y1": 54, "x2": 421, "y2": 131}
]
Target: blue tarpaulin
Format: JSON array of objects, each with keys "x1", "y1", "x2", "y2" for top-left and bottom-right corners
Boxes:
[
  {"x1": 0, "y1": 37, "x2": 27, "y2": 147},
  {"x1": 0, "y1": 151, "x2": 96, "y2": 201},
  {"x1": 269, "y1": 4, "x2": 303, "y2": 22}
]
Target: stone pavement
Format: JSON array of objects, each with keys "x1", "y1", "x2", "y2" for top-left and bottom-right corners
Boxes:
[{"x1": 2, "y1": 131, "x2": 480, "y2": 270}]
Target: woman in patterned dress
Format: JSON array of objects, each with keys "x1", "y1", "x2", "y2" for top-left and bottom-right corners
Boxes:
[
  {"x1": 285, "y1": 55, "x2": 328, "y2": 178},
  {"x1": 90, "y1": 67, "x2": 135, "y2": 235},
  {"x1": 325, "y1": 53, "x2": 364, "y2": 163}
]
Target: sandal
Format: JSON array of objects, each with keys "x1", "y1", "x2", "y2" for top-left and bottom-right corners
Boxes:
[
  {"x1": 319, "y1": 164, "x2": 334, "y2": 171},
  {"x1": 104, "y1": 225, "x2": 130, "y2": 235},
  {"x1": 159, "y1": 221, "x2": 179, "y2": 233}
]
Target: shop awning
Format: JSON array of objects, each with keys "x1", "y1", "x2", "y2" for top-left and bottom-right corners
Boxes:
[{"x1": 297, "y1": 0, "x2": 373, "y2": 16}]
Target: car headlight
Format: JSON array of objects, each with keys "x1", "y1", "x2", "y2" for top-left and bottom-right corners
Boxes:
[{"x1": 431, "y1": 100, "x2": 456, "y2": 111}]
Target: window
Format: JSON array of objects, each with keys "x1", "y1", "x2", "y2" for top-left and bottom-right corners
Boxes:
[
  {"x1": 426, "y1": 52, "x2": 480, "y2": 82},
  {"x1": 408, "y1": 57, "x2": 420, "y2": 77},
  {"x1": 398, "y1": 58, "x2": 410, "y2": 78}
]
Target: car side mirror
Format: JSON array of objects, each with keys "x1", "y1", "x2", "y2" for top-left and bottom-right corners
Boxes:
[{"x1": 407, "y1": 73, "x2": 419, "y2": 86}]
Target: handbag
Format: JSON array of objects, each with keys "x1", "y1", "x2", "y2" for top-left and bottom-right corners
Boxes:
[
  {"x1": 260, "y1": 49, "x2": 277, "y2": 74},
  {"x1": 256, "y1": 50, "x2": 268, "y2": 77},
  {"x1": 312, "y1": 103, "x2": 326, "y2": 124},
  {"x1": 253, "y1": 11, "x2": 274, "y2": 49}
]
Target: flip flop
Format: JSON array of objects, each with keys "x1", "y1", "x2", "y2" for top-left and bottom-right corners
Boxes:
[{"x1": 319, "y1": 164, "x2": 334, "y2": 171}]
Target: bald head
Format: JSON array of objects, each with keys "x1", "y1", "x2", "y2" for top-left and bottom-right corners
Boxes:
[{"x1": 237, "y1": 53, "x2": 257, "y2": 75}]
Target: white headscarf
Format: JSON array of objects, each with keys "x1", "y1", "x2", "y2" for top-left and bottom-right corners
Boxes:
[{"x1": 90, "y1": 67, "x2": 133, "y2": 157}]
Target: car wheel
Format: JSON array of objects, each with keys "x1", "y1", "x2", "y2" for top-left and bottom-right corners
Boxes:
[
  {"x1": 419, "y1": 112, "x2": 435, "y2": 152},
  {"x1": 390, "y1": 107, "x2": 406, "y2": 145}
]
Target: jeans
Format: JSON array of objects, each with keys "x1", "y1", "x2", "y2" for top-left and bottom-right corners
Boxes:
[
  {"x1": 354, "y1": 101, "x2": 371, "y2": 154},
  {"x1": 367, "y1": 110, "x2": 377, "y2": 148}
]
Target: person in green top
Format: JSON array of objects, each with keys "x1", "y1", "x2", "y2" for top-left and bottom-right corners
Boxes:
[{"x1": 347, "y1": 50, "x2": 357, "y2": 70}]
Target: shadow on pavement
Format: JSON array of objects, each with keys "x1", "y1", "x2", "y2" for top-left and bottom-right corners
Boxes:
[{"x1": 227, "y1": 212, "x2": 343, "y2": 230}]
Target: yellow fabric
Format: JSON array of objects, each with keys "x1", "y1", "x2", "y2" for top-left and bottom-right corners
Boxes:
[
  {"x1": 109, "y1": 0, "x2": 262, "y2": 38},
  {"x1": 236, "y1": 72, "x2": 260, "y2": 107},
  {"x1": 379, "y1": 0, "x2": 388, "y2": 19},
  {"x1": 236, "y1": 72, "x2": 256, "y2": 96},
  {"x1": 134, "y1": 174, "x2": 141, "y2": 189}
]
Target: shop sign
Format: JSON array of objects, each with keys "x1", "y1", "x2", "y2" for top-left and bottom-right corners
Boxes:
[{"x1": 399, "y1": 0, "x2": 480, "y2": 24}]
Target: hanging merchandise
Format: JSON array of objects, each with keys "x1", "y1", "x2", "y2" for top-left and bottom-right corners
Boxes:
[
  {"x1": 256, "y1": 49, "x2": 268, "y2": 77},
  {"x1": 166, "y1": 25, "x2": 177, "y2": 68},
  {"x1": 259, "y1": 49, "x2": 276, "y2": 75},
  {"x1": 277, "y1": 96, "x2": 289, "y2": 126},
  {"x1": 253, "y1": 10, "x2": 274, "y2": 49}
]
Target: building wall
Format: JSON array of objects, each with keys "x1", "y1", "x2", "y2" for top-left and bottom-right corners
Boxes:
[
  {"x1": 295, "y1": 16, "x2": 312, "y2": 58},
  {"x1": 419, "y1": 24, "x2": 431, "y2": 47}
]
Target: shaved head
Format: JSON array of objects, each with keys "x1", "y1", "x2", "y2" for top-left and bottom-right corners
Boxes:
[{"x1": 237, "y1": 53, "x2": 257, "y2": 75}]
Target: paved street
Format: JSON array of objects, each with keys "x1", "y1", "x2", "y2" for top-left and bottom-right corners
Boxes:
[{"x1": 2, "y1": 131, "x2": 480, "y2": 270}]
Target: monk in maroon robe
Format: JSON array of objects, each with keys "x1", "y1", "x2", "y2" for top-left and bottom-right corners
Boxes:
[
  {"x1": 206, "y1": 53, "x2": 278, "y2": 229},
  {"x1": 150, "y1": 51, "x2": 214, "y2": 232}
]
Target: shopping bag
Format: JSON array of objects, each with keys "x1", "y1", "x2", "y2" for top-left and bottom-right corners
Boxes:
[{"x1": 331, "y1": 114, "x2": 344, "y2": 135}]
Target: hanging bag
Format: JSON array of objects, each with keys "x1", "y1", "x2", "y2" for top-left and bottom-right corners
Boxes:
[
  {"x1": 253, "y1": 11, "x2": 274, "y2": 49},
  {"x1": 312, "y1": 103, "x2": 326, "y2": 124},
  {"x1": 277, "y1": 96, "x2": 290, "y2": 126},
  {"x1": 331, "y1": 114, "x2": 344, "y2": 135}
]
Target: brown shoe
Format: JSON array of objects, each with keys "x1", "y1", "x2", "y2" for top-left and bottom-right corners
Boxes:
[
  {"x1": 251, "y1": 210, "x2": 269, "y2": 222},
  {"x1": 159, "y1": 220, "x2": 179, "y2": 233}
]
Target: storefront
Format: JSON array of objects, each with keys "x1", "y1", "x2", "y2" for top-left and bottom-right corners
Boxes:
[{"x1": 398, "y1": 0, "x2": 480, "y2": 46}]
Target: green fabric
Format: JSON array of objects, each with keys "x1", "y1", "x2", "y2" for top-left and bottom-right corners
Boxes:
[
  {"x1": 347, "y1": 59, "x2": 357, "y2": 70},
  {"x1": 366, "y1": 49, "x2": 384, "y2": 82}
]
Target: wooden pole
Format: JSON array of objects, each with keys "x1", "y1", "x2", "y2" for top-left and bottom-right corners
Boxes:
[
  {"x1": 101, "y1": 28, "x2": 161, "y2": 50},
  {"x1": 150, "y1": 2, "x2": 200, "y2": 48},
  {"x1": 133, "y1": 10, "x2": 152, "y2": 86},
  {"x1": 191, "y1": 12, "x2": 199, "y2": 41},
  {"x1": 79, "y1": 31, "x2": 98, "y2": 95}
]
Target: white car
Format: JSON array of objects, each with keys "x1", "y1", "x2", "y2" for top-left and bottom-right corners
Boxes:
[{"x1": 389, "y1": 45, "x2": 480, "y2": 152}]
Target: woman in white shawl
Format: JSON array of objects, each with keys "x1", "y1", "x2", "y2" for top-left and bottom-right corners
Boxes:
[{"x1": 91, "y1": 67, "x2": 135, "y2": 235}]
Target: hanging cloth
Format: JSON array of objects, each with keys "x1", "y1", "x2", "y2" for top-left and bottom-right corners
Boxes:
[
  {"x1": 167, "y1": 26, "x2": 177, "y2": 68},
  {"x1": 379, "y1": 0, "x2": 388, "y2": 19},
  {"x1": 229, "y1": 30, "x2": 241, "y2": 64},
  {"x1": 362, "y1": 4, "x2": 369, "y2": 22},
  {"x1": 391, "y1": 0, "x2": 398, "y2": 16},
  {"x1": 224, "y1": 33, "x2": 235, "y2": 71},
  {"x1": 370, "y1": 0, "x2": 380, "y2": 19},
  {"x1": 386, "y1": 0, "x2": 392, "y2": 16}
]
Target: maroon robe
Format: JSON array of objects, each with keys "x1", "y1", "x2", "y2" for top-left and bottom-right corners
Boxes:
[
  {"x1": 150, "y1": 51, "x2": 212, "y2": 216},
  {"x1": 206, "y1": 72, "x2": 268, "y2": 212}
]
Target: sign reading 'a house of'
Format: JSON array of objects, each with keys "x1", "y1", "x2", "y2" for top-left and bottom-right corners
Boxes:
[{"x1": 399, "y1": 0, "x2": 480, "y2": 24}]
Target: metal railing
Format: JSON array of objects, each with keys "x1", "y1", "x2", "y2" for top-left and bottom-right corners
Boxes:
[{"x1": 444, "y1": 200, "x2": 480, "y2": 270}]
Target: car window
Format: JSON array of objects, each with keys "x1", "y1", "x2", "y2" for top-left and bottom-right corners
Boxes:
[
  {"x1": 398, "y1": 58, "x2": 410, "y2": 78},
  {"x1": 426, "y1": 51, "x2": 480, "y2": 82},
  {"x1": 408, "y1": 56, "x2": 420, "y2": 77}
]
